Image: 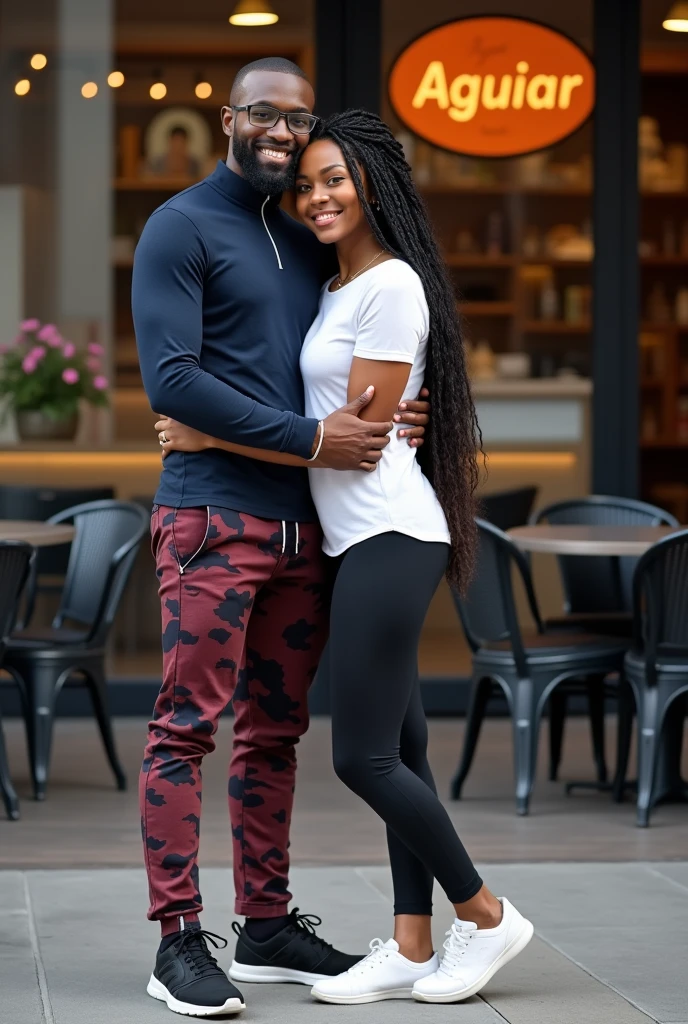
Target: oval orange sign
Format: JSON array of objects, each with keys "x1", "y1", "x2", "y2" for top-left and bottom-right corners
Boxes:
[{"x1": 389, "y1": 17, "x2": 595, "y2": 158}]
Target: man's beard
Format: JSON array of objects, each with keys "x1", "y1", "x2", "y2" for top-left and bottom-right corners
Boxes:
[{"x1": 232, "y1": 134, "x2": 297, "y2": 194}]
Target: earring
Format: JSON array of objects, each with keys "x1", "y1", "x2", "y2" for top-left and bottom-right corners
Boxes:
[{"x1": 372, "y1": 198, "x2": 381, "y2": 211}]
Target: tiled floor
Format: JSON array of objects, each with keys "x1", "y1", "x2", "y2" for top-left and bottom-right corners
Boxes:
[{"x1": 1, "y1": 715, "x2": 686, "y2": 1023}]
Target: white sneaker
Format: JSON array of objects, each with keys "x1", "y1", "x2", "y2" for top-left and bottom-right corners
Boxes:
[
  {"x1": 412, "y1": 898, "x2": 533, "y2": 1003},
  {"x1": 311, "y1": 938, "x2": 439, "y2": 1005}
]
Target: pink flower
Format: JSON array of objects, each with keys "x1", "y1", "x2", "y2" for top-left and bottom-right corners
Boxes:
[
  {"x1": 20, "y1": 318, "x2": 40, "y2": 332},
  {"x1": 37, "y1": 324, "x2": 59, "y2": 344},
  {"x1": 62, "y1": 368, "x2": 79, "y2": 384},
  {"x1": 29, "y1": 345, "x2": 46, "y2": 363},
  {"x1": 86, "y1": 356, "x2": 101, "y2": 372},
  {"x1": 93, "y1": 375, "x2": 109, "y2": 391},
  {"x1": 22, "y1": 356, "x2": 37, "y2": 374},
  {"x1": 87, "y1": 343, "x2": 104, "y2": 355},
  {"x1": 62, "y1": 342, "x2": 76, "y2": 358}
]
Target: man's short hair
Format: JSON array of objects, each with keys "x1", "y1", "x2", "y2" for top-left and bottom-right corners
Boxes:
[{"x1": 231, "y1": 57, "x2": 310, "y2": 101}]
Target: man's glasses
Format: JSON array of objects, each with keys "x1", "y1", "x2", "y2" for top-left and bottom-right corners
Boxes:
[{"x1": 232, "y1": 104, "x2": 319, "y2": 136}]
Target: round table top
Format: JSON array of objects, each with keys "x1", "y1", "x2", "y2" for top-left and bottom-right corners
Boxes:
[
  {"x1": 0, "y1": 520, "x2": 75, "y2": 547},
  {"x1": 508, "y1": 524, "x2": 683, "y2": 556}
]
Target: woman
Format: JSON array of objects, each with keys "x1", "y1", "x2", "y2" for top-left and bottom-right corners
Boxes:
[{"x1": 155, "y1": 109, "x2": 532, "y2": 1006}]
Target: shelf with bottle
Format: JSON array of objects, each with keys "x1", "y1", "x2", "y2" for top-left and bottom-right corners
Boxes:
[{"x1": 523, "y1": 321, "x2": 591, "y2": 334}]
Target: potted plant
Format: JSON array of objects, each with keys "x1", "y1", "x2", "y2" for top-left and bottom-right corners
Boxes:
[{"x1": 0, "y1": 319, "x2": 109, "y2": 441}]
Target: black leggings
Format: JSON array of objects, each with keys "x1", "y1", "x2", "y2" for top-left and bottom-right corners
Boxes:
[{"x1": 327, "y1": 532, "x2": 482, "y2": 916}]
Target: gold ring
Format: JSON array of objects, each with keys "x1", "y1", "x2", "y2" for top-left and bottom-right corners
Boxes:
[{"x1": 159, "y1": 432, "x2": 167, "y2": 445}]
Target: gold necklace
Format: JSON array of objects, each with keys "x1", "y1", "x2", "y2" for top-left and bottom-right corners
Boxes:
[{"x1": 335, "y1": 250, "x2": 385, "y2": 289}]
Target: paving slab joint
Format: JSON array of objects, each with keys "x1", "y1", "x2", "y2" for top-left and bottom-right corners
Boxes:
[{"x1": 22, "y1": 874, "x2": 56, "y2": 1024}]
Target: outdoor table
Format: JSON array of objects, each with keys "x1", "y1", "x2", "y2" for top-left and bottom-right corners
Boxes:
[
  {"x1": 508, "y1": 524, "x2": 682, "y2": 557},
  {"x1": 0, "y1": 521, "x2": 75, "y2": 547},
  {"x1": 508, "y1": 522, "x2": 687, "y2": 807}
]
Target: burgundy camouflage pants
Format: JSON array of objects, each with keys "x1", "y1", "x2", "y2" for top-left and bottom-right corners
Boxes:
[{"x1": 140, "y1": 506, "x2": 328, "y2": 935}]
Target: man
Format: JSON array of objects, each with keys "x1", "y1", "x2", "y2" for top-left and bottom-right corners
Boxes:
[{"x1": 133, "y1": 57, "x2": 429, "y2": 1018}]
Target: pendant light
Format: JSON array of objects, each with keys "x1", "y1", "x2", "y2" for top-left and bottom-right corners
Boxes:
[
  {"x1": 229, "y1": 0, "x2": 279, "y2": 27},
  {"x1": 663, "y1": 2, "x2": 688, "y2": 31}
]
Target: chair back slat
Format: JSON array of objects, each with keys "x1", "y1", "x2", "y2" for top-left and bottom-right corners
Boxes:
[
  {"x1": 635, "y1": 531, "x2": 688, "y2": 661},
  {"x1": 0, "y1": 542, "x2": 34, "y2": 655},
  {"x1": 50, "y1": 501, "x2": 148, "y2": 641},
  {"x1": 532, "y1": 496, "x2": 679, "y2": 613}
]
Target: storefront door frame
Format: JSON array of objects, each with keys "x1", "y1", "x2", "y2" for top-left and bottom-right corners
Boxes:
[{"x1": 592, "y1": 0, "x2": 640, "y2": 497}]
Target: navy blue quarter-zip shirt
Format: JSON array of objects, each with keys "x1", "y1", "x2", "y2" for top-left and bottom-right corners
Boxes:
[{"x1": 132, "y1": 161, "x2": 325, "y2": 521}]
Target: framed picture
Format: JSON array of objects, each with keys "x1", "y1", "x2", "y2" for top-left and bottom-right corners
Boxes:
[{"x1": 144, "y1": 107, "x2": 213, "y2": 178}]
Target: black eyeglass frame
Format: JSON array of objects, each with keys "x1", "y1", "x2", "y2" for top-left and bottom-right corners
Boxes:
[{"x1": 231, "y1": 104, "x2": 320, "y2": 135}]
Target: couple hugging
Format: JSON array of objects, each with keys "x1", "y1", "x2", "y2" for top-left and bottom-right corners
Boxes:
[{"x1": 133, "y1": 56, "x2": 531, "y2": 1019}]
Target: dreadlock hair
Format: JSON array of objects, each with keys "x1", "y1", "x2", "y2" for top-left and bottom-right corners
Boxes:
[{"x1": 311, "y1": 109, "x2": 482, "y2": 593}]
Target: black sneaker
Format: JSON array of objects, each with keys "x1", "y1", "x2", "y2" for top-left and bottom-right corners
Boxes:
[
  {"x1": 229, "y1": 908, "x2": 363, "y2": 986},
  {"x1": 147, "y1": 928, "x2": 246, "y2": 1017}
]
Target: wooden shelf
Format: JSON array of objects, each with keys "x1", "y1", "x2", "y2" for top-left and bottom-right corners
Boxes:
[
  {"x1": 521, "y1": 258, "x2": 591, "y2": 268},
  {"x1": 641, "y1": 439, "x2": 688, "y2": 448},
  {"x1": 524, "y1": 320, "x2": 591, "y2": 334},
  {"x1": 641, "y1": 379, "x2": 665, "y2": 388},
  {"x1": 461, "y1": 301, "x2": 516, "y2": 317},
  {"x1": 445, "y1": 254, "x2": 515, "y2": 268},
  {"x1": 420, "y1": 184, "x2": 591, "y2": 197},
  {"x1": 114, "y1": 177, "x2": 200, "y2": 191}
]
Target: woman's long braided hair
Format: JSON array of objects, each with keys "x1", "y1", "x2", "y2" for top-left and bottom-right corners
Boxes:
[{"x1": 311, "y1": 109, "x2": 482, "y2": 592}]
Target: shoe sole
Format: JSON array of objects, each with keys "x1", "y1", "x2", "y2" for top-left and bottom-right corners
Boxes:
[
  {"x1": 412, "y1": 919, "x2": 534, "y2": 1004},
  {"x1": 229, "y1": 961, "x2": 327, "y2": 986},
  {"x1": 311, "y1": 986, "x2": 413, "y2": 1005},
  {"x1": 147, "y1": 974, "x2": 246, "y2": 1017}
]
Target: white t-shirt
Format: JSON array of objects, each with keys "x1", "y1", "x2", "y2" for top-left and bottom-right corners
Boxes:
[{"x1": 300, "y1": 258, "x2": 450, "y2": 557}]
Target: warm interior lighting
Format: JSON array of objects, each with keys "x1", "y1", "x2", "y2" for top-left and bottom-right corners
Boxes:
[
  {"x1": 229, "y1": 0, "x2": 279, "y2": 26},
  {"x1": 663, "y1": 2, "x2": 688, "y2": 30},
  {"x1": 150, "y1": 81, "x2": 167, "y2": 100},
  {"x1": 195, "y1": 80, "x2": 213, "y2": 99},
  {"x1": 14, "y1": 79, "x2": 31, "y2": 96},
  {"x1": 0, "y1": 452, "x2": 162, "y2": 470},
  {"x1": 81, "y1": 81, "x2": 98, "y2": 99},
  {"x1": 485, "y1": 452, "x2": 577, "y2": 469},
  {"x1": 108, "y1": 70, "x2": 125, "y2": 88},
  {"x1": 30, "y1": 53, "x2": 47, "y2": 70}
]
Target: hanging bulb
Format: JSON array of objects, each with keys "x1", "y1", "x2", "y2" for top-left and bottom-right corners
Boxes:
[
  {"x1": 81, "y1": 81, "x2": 98, "y2": 99},
  {"x1": 15, "y1": 79, "x2": 31, "y2": 96},
  {"x1": 229, "y1": 0, "x2": 279, "y2": 27},
  {"x1": 108, "y1": 71, "x2": 125, "y2": 88},
  {"x1": 663, "y1": 2, "x2": 688, "y2": 30},
  {"x1": 30, "y1": 54, "x2": 47, "y2": 70}
]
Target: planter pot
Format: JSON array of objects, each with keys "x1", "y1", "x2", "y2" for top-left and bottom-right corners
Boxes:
[{"x1": 16, "y1": 410, "x2": 79, "y2": 442}]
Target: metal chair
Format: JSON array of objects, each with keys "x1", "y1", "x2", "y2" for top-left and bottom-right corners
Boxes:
[
  {"x1": 3, "y1": 500, "x2": 148, "y2": 800},
  {"x1": 613, "y1": 528, "x2": 688, "y2": 826},
  {"x1": 530, "y1": 495, "x2": 679, "y2": 785},
  {"x1": 0, "y1": 542, "x2": 34, "y2": 820},
  {"x1": 480, "y1": 486, "x2": 538, "y2": 532},
  {"x1": 450, "y1": 519, "x2": 628, "y2": 815}
]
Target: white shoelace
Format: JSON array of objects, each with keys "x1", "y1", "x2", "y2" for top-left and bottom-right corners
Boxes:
[
  {"x1": 440, "y1": 921, "x2": 475, "y2": 974},
  {"x1": 347, "y1": 938, "x2": 391, "y2": 975}
]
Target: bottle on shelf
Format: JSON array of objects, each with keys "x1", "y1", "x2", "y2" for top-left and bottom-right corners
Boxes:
[
  {"x1": 485, "y1": 211, "x2": 504, "y2": 255},
  {"x1": 676, "y1": 286, "x2": 688, "y2": 325},
  {"x1": 539, "y1": 278, "x2": 559, "y2": 321},
  {"x1": 677, "y1": 396, "x2": 688, "y2": 441},
  {"x1": 647, "y1": 283, "x2": 672, "y2": 324}
]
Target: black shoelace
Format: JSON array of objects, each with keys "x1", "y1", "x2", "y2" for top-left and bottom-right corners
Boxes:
[
  {"x1": 173, "y1": 929, "x2": 228, "y2": 978},
  {"x1": 287, "y1": 908, "x2": 332, "y2": 953}
]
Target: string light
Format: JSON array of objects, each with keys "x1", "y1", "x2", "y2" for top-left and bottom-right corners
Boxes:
[
  {"x1": 150, "y1": 70, "x2": 167, "y2": 100},
  {"x1": 30, "y1": 54, "x2": 47, "y2": 70},
  {"x1": 195, "y1": 74, "x2": 212, "y2": 99},
  {"x1": 15, "y1": 79, "x2": 31, "y2": 96},
  {"x1": 81, "y1": 81, "x2": 98, "y2": 99},
  {"x1": 108, "y1": 71, "x2": 125, "y2": 88}
]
